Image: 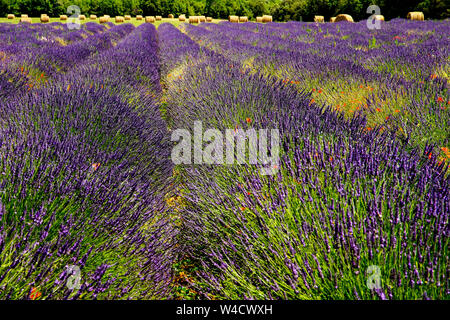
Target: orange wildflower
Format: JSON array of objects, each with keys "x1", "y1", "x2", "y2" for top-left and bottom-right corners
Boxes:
[
  {"x1": 66, "y1": 84, "x2": 71, "y2": 91},
  {"x1": 246, "y1": 118, "x2": 252, "y2": 123},
  {"x1": 442, "y1": 147, "x2": 450, "y2": 158},
  {"x1": 30, "y1": 288, "x2": 41, "y2": 300},
  {"x1": 92, "y1": 163, "x2": 101, "y2": 171}
]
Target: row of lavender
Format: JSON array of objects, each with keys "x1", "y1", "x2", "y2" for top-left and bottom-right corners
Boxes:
[
  {"x1": 184, "y1": 20, "x2": 449, "y2": 152},
  {"x1": 0, "y1": 24, "x2": 174, "y2": 299},
  {"x1": 158, "y1": 22, "x2": 449, "y2": 299},
  {"x1": 0, "y1": 22, "x2": 134, "y2": 101}
]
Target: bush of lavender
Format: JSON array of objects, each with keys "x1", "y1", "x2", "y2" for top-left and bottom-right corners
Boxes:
[
  {"x1": 162, "y1": 22, "x2": 449, "y2": 300},
  {"x1": 0, "y1": 24, "x2": 174, "y2": 299}
]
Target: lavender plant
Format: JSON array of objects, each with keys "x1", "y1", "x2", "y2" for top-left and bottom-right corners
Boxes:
[{"x1": 0, "y1": 24, "x2": 174, "y2": 299}]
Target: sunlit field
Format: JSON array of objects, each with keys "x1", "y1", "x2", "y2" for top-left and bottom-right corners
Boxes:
[
  {"x1": 0, "y1": 18, "x2": 448, "y2": 301},
  {"x1": 0, "y1": 17, "x2": 225, "y2": 27}
]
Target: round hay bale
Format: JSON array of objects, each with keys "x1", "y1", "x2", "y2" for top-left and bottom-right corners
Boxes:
[
  {"x1": 407, "y1": 11, "x2": 424, "y2": 21},
  {"x1": 155, "y1": 16, "x2": 162, "y2": 21},
  {"x1": 239, "y1": 16, "x2": 248, "y2": 22},
  {"x1": 314, "y1": 15, "x2": 324, "y2": 23},
  {"x1": 145, "y1": 16, "x2": 155, "y2": 23},
  {"x1": 124, "y1": 15, "x2": 131, "y2": 20},
  {"x1": 115, "y1": 16, "x2": 124, "y2": 23},
  {"x1": 206, "y1": 17, "x2": 212, "y2": 22},
  {"x1": 7, "y1": 14, "x2": 15, "y2": 19},
  {"x1": 179, "y1": 15, "x2": 186, "y2": 21},
  {"x1": 262, "y1": 15, "x2": 272, "y2": 23},
  {"x1": 256, "y1": 16, "x2": 263, "y2": 23},
  {"x1": 104, "y1": 15, "x2": 110, "y2": 19},
  {"x1": 229, "y1": 15, "x2": 239, "y2": 23},
  {"x1": 373, "y1": 15, "x2": 384, "y2": 21},
  {"x1": 21, "y1": 14, "x2": 28, "y2": 18},
  {"x1": 99, "y1": 16, "x2": 109, "y2": 24},
  {"x1": 330, "y1": 17, "x2": 336, "y2": 22},
  {"x1": 40, "y1": 15, "x2": 50, "y2": 23},
  {"x1": 20, "y1": 17, "x2": 32, "y2": 23},
  {"x1": 90, "y1": 15, "x2": 97, "y2": 20},
  {"x1": 79, "y1": 15, "x2": 86, "y2": 20},
  {"x1": 60, "y1": 15, "x2": 68, "y2": 21},
  {"x1": 189, "y1": 16, "x2": 199, "y2": 24},
  {"x1": 168, "y1": 14, "x2": 174, "y2": 19},
  {"x1": 199, "y1": 16, "x2": 206, "y2": 22},
  {"x1": 136, "y1": 15, "x2": 143, "y2": 20},
  {"x1": 335, "y1": 14, "x2": 354, "y2": 22}
]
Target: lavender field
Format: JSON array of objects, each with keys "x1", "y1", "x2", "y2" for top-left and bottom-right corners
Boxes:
[{"x1": 0, "y1": 19, "x2": 449, "y2": 300}]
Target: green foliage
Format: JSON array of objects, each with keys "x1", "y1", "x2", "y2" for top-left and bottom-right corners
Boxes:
[
  {"x1": 417, "y1": 0, "x2": 450, "y2": 19},
  {"x1": 273, "y1": 0, "x2": 449, "y2": 21},
  {"x1": 0, "y1": 0, "x2": 448, "y2": 20}
]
